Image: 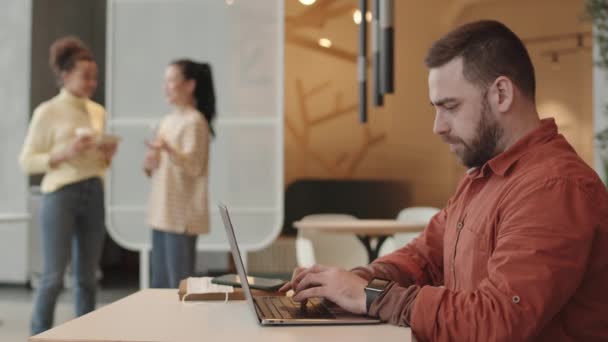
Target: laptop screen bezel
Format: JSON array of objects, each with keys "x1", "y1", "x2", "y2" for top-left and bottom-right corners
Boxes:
[{"x1": 218, "y1": 203, "x2": 261, "y2": 321}]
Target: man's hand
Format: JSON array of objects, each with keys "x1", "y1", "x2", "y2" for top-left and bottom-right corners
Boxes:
[
  {"x1": 279, "y1": 267, "x2": 306, "y2": 293},
  {"x1": 280, "y1": 264, "x2": 368, "y2": 315}
]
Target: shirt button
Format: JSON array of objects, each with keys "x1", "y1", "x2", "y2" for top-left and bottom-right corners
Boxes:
[
  {"x1": 512, "y1": 295, "x2": 520, "y2": 304},
  {"x1": 457, "y1": 222, "x2": 463, "y2": 230}
]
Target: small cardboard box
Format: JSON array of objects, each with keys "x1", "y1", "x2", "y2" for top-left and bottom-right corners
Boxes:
[{"x1": 178, "y1": 279, "x2": 279, "y2": 301}]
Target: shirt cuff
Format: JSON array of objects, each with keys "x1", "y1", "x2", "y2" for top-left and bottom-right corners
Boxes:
[
  {"x1": 368, "y1": 282, "x2": 421, "y2": 327},
  {"x1": 351, "y1": 262, "x2": 415, "y2": 287}
]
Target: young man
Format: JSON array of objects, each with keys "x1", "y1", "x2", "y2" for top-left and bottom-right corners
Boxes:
[{"x1": 281, "y1": 20, "x2": 608, "y2": 341}]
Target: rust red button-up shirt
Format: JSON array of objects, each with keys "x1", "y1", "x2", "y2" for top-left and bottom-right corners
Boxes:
[{"x1": 358, "y1": 119, "x2": 608, "y2": 341}]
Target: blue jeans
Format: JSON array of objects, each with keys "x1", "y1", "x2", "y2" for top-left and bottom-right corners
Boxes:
[
  {"x1": 31, "y1": 177, "x2": 106, "y2": 335},
  {"x1": 150, "y1": 229, "x2": 197, "y2": 288}
]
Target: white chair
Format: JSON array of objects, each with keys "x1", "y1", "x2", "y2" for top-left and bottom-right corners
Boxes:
[
  {"x1": 295, "y1": 214, "x2": 368, "y2": 269},
  {"x1": 379, "y1": 206, "x2": 441, "y2": 256}
]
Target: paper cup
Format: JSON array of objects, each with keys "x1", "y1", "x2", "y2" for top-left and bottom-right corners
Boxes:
[{"x1": 75, "y1": 127, "x2": 94, "y2": 138}]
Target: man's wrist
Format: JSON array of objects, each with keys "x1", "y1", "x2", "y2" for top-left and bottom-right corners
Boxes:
[
  {"x1": 351, "y1": 266, "x2": 374, "y2": 281},
  {"x1": 364, "y1": 278, "x2": 391, "y2": 314}
]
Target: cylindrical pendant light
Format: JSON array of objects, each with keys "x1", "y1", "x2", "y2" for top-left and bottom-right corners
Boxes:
[
  {"x1": 371, "y1": 0, "x2": 383, "y2": 107},
  {"x1": 358, "y1": 0, "x2": 368, "y2": 123},
  {"x1": 380, "y1": 0, "x2": 394, "y2": 94}
]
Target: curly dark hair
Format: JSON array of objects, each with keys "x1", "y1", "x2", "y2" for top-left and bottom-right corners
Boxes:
[{"x1": 48, "y1": 36, "x2": 94, "y2": 76}]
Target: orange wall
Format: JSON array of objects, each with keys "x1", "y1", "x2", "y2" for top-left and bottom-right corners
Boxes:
[
  {"x1": 457, "y1": 0, "x2": 594, "y2": 165},
  {"x1": 284, "y1": 0, "x2": 592, "y2": 209}
]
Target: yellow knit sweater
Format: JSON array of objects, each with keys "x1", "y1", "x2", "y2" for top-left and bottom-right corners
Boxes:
[{"x1": 19, "y1": 89, "x2": 107, "y2": 193}]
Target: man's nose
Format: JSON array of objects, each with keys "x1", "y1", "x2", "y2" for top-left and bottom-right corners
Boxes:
[{"x1": 433, "y1": 113, "x2": 449, "y2": 136}]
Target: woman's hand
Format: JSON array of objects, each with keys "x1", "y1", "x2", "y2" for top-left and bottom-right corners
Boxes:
[
  {"x1": 49, "y1": 134, "x2": 95, "y2": 168},
  {"x1": 145, "y1": 137, "x2": 173, "y2": 154},
  {"x1": 143, "y1": 140, "x2": 161, "y2": 176},
  {"x1": 98, "y1": 140, "x2": 119, "y2": 166}
]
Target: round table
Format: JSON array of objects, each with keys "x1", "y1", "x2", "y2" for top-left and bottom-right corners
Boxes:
[{"x1": 293, "y1": 219, "x2": 427, "y2": 262}]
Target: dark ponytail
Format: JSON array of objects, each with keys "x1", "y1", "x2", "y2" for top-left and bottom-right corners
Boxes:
[{"x1": 171, "y1": 59, "x2": 216, "y2": 137}]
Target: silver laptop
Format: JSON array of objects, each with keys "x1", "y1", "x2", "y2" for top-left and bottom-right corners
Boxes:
[{"x1": 219, "y1": 204, "x2": 381, "y2": 326}]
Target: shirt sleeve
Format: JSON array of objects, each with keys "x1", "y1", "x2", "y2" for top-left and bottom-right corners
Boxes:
[
  {"x1": 368, "y1": 282, "x2": 420, "y2": 326},
  {"x1": 19, "y1": 106, "x2": 52, "y2": 174},
  {"x1": 354, "y1": 207, "x2": 447, "y2": 287},
  {"x1": 168, "y1": 118, "x2": 209, "y2": 178},
  {"x1": 409, "y1": 178, "x2": 599, "y2": 342}
]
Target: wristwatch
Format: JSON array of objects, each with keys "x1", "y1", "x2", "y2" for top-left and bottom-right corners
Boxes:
[{"x1": 364, "y1": 278, "x2": 391, "y2": 314}]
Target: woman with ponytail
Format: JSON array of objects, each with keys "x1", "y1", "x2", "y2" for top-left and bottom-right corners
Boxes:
[
  {"x1": 20, "y1": 36, "x2": 118, "y2": 335},
  {"x1": 143, "y1": 59, "x2": 215, "y2": 288}
]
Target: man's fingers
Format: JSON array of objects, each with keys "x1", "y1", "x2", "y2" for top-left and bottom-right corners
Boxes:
[
  {"x1": 292, "y1": 285, "x2": 324, "y2": 302},
  {"x1": 290, "y1": 267, "x2": 315, "y2": 291},
  {"x1": 309, "y1": 264, "x2": 330, "y2": 273},
  {"x1": 292, "y1": 264, "x2": 327, "y2": 287},
  {"x1": 278, "y1": 282, "x2": 292, "y2": 292},
  {"x1": 281, "y1": 265, "x2": 331, "y2": 294},
  {"x1": 295, "y1": 272, "x2": 324, "y2": 293},
  {"x1": 279, "y1": 267, "x2": 305, "y2": 292},
  {"x1": 293, "y1": 267, "x2": 306, "y2": 278}
]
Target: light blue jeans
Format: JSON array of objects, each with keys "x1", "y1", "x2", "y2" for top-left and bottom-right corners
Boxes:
[
  {"x1": 150, "y1": 229, "x2": 197, "y2": 288},
  {"x1": 31, "y1": 177, "x2": 106, "y2": 335}
]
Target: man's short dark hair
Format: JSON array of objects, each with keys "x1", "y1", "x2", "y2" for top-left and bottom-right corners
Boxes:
[{"x1": 425, "y1": 20, "x2": 536, "y2": 101}]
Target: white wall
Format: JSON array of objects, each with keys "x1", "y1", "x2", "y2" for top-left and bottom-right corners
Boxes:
[
  {"x1": 105, "y1": 0, "x2": 284, "y2": 286},
  {"x1": 0, "y1": 0, "x2": 32, "y2": 283},
  {"x1": 593, "y1": 28, "x2": 608, "y2": 183}
]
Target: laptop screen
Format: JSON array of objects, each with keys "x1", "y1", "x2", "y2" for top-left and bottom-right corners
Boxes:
[{"x1": 218, "y1": 204, "x2": 260, "y2": 320}]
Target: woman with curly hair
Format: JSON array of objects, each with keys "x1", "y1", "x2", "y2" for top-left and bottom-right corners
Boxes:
[{"x1": 19, "y1": 36, "x2": 118, "y2": 335}]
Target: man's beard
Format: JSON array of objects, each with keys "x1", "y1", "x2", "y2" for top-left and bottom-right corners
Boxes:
[{"x1": 456, "y1": 97, "x2": 503, "y2": 168}]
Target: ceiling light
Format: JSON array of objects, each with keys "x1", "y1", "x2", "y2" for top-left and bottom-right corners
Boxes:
[
  {"x1": 299, "y1": 0, "x2": 316, "y2": 5},
  {"x1": 353, "y1": 10, "x2": 372, "y2": 24},
  {"x1": 318, "y1": 38, "x2": 332, "y2": 48},
  {"x1": 353, "y1": 9, "x2": 362, "y2": 24}
]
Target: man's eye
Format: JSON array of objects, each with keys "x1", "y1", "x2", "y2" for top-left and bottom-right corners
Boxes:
[{"x1": 445, "y1": 104, "x2": 458, "y2": 112}]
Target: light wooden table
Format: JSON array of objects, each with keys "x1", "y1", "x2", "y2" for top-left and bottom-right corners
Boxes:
[
  {"x1": 30, "y1": 289, "x2": 413, "y2": 342},
  {"x1": 294, "y1": 219, "x2": 426, "y2": 262}
]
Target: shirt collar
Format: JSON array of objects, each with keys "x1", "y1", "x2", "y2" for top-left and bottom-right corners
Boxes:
[
  {"x1": 473, "y1": 118, "x2": 558, "y2": 178},
  {"x1": 58, "y1": 88, "x2": 87, "y2": 109}
]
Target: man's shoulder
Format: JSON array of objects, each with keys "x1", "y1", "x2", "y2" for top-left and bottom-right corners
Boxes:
[{"x1": 510, "y1": 139, "x2": 603, "y2": 194}]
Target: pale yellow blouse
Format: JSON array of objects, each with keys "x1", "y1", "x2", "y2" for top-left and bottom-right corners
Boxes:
[
  {"x1": 19, "y1": 89, "x2": 107, "y2": 193},
  {"x1": 146, "y1": 110, "x2": 210, "y2": 235}
]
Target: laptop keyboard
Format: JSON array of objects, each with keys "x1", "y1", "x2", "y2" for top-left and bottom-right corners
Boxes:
[{"x1": 255, "y1": 296, "x2": 335, "y2": 319}]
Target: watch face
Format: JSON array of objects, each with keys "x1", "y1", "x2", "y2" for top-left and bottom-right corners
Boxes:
[{"x1": 368, "y1": 278, "x2": 390, "y2": 291}]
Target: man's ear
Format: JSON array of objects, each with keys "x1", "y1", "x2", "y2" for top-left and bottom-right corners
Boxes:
[{"x1": 490, "y1": 76, "x2": 514, "y2": 113}]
